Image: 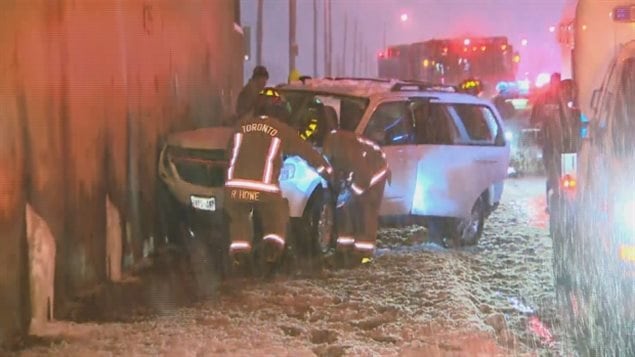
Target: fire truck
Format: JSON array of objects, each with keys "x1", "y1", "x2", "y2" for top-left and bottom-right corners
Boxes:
[{"x1": 377, "y1": 36, "x2": 520, "y2": 96}]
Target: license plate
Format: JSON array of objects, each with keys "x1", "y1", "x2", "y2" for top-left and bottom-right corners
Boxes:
[
  {"x1": 190, "y1": 196, "x2": 216, "y2": 211},
  {"x1": 619, "y1": 245, "x2": 635, "y2": 263}
]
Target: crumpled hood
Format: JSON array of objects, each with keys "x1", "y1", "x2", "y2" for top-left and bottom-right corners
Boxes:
[{"x1": 166, "y1": 126, "x2": 234, "y2": 150}]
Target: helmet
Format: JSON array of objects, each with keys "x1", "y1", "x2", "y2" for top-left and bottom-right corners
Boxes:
[
  {"x1": 256, "y1": 87, "x2": 292, "y2": 123},
  {"x1": 458, "y1": 78, "x2": 483, "y2": 96}
]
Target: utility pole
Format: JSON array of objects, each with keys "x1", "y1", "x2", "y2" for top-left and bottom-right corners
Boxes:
[
  {"x1": 342, "y1": 12, "x2": 347, "y2": 76},
  {"x1": 256, "y1": 0, "x2": 263, "y2": 65},
  {"x1": 327, "y1": 0, "x2": 333, "y2": 76},
  {"x1": 383, "y1": 21, "x2": 386, "y2": 50},
  {"x1": 352, "y1": 18, "x2": 357, "y2": 76},
  {"x1": 289, "y1": 0, "x2": 297, "y2": 74},
  {"x1": 313, "y1": 0, "x2": 318, "y2": 77},
  {"x1": 323, "y1": 0, "x2": 328, "y2": 77}
]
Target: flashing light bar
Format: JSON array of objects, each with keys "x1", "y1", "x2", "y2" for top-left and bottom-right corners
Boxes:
[{"x1": 613, "y1": 5, "x2": 635, "y2": 22}]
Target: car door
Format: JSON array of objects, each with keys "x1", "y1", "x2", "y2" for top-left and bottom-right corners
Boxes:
[
  {"x1": 407, "y1": 100, "x2": 475, "y2": 217},
  {"x1": 447, "y1": 103, "x2": 509, "y2": 216},
  {"x1": 362, "y1": 99, "x2": 418, "y2": 216}
]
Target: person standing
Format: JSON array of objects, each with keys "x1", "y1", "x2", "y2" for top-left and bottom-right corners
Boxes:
[{"x1": 236, "y1": 65, "x2": 269, "y2": 118}]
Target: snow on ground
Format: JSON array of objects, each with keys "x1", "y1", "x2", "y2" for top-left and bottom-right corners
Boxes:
[{"x1": 17, "y1": 176, "x2": 561, "y2": 357}]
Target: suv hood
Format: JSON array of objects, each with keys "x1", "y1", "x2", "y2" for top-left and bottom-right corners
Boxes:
[{"x1": 166, "y1": 126, "x2": 234, "y2": 150}]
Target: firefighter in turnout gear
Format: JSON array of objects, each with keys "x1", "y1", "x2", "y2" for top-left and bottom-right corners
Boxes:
[
  {"x1": 322, "y1": 130, "x2": 390, "y2": 263},
  {"x1": 225, "y1": 88, "x2": 333, "y2": 265}
]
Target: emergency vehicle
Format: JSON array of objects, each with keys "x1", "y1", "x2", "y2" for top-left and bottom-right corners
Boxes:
[
  {"x1": 554, "y1": 0, "x2": 635, "y2": 353},
  {"x1": 377, "y1": 36, "x2": 520, "y2": 96}
]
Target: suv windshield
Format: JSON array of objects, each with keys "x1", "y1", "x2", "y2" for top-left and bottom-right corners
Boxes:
[{"x1": 279, "y1": 89, "x2": 370, "y2": 134}]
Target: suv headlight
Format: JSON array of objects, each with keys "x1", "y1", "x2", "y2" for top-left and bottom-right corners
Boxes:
[{"x1": 280, "y1": 163, "x2": 296, "y2": 181}]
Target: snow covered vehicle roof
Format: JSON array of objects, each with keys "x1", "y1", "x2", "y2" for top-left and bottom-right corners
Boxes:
[{"x1": 281, "y1": 77, "x2": 490, "y2": 105}]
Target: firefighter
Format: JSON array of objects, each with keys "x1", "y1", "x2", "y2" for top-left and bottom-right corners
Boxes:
[
  {"x1": 322, "y1": 130, "x2": 390, "y2": 264},
  {"x1": 530, "y1": 73, "x2": 575, "y2": 208},
  {"x1": 236, "y1": 65, "x2": 269, "y2": 118},
  {"x1": 225, "y1": 88, "x2": 333, "y2": 266}
]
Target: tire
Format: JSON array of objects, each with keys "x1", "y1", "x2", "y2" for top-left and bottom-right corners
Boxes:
[
  {"x1": 183, "y1": 229, "x2": 222, "y2": 299},
  {"x1": 292, "y1": 188, "x2": 335, "y2": 265},
  {"x1": 445, "y1": 195, "x2": 486, "y2": 247},
  {"x1": 157, "y1": 182, "x2": 185, "y2": 248}
]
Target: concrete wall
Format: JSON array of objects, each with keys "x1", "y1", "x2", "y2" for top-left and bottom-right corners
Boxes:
[{"x1": 0, "y1": 0, "x2": 242, "y2": 347}]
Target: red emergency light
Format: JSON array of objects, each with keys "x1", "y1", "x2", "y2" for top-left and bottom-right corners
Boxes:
[{"x1": 561, "y1": 174, "x2": 577, "y2": 191}]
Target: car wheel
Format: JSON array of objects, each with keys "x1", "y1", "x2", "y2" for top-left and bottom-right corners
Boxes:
[
  {"x1": 292, "y1": 188, "x2": 335, "y2": 265},
  {"x1": 446, "y1": 195, "x2": 486, "y2": 247},
  {"x1": 157, "y1": 182, "x2": 185, "y2": 247},
  {"x1": 182, "y1": 227, "x2": 222, "y2": 299}
]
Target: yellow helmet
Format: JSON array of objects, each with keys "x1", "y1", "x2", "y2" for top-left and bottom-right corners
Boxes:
[{"x1": 288, "y1": 69, "x2": 301, "y2": 83}]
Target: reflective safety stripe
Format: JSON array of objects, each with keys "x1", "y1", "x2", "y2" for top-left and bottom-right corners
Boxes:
[
  {"x1": 370, "y1": 167, "x2": 389, "y2": 187},
  {"x1": 230, "y1": 241, "x2": 252, "y2": 252},
  {"x1": 263, "y1": 234, "x2": 285, "y2": 246},
  {"x1": 227, "y1": 133, "x2": 244, "y2": 180},
  {"x1": 354, "y1": 241, "x2": 375, "y2": 251},
  {"x1": 356, "y1": 137, "x2": 381, "y2": 151},
  {"x1": 263, "y1": 137, "x2": 282, "y2": 183},
  {"x1": 226, "y1": 179, "x2": 280, "y2": 193},
  {"x1": 337, "y1": 237, "x2": 355, "y2": 245},
  {"x1": 317, "y1": 165, "x2": 333, "y2": 175},
  {"x1": 351, "y1": 183, "x2": 364, "y2": 195}
]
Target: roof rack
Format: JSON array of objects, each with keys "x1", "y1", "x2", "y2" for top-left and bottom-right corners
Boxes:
[
  {"x1": 390, "y1": 80, "x2": 456, "y2": 92},
  {"x1": 330, "y1": 77, "x2": 393, "y2": 83}
]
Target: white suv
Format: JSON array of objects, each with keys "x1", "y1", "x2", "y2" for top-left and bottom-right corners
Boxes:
[
  {"x1": 159, "y1": 78, "x2": 510, "y2": 249},
  {"x1": 278, "y1": 78, "x2": 510, "y2": 245}
]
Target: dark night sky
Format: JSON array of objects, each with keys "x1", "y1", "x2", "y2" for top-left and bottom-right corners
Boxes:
[{"x1": 240, "y1": 0, "x2": 570, "y2": 85}]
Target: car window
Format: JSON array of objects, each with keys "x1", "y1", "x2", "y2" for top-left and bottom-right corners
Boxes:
[
  {"x1": 363, "y1": 101, "x2": 414, "y2": 146},
  {"x1": 411, "y1": 101, "x2": 458, "y2": 145},
  {"x1": 611, "y1": 57, "x2": 635, "y2": 157},
  {"x1": 452, "y1": 104, "x2": 500, "y2": 145},
  {"x1": 594, "y1": 59, "x2": 617, "y2": 129},
  {"x1": 279, "y1": 89, "x2": 369, "y2": 133}
]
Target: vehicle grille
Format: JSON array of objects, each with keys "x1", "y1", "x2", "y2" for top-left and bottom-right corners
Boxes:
[{"x1": 168, "y1": 147, "x2": 227, "y2": 187}]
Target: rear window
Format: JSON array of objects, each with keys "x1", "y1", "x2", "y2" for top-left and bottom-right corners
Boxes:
[{"x1": 452, "y1": 104, "x2": 501, "y2": 145}]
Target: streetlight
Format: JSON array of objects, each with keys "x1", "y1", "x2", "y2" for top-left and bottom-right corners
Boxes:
[
  {"x1": 549, "y1": 26, "x2": 556, "y2": 33},
  {"x1": 384, "y1": 13, "x2": 409, "y2": 50},
  {"x1": 521, "y1": 38, "x2": 528, "y2": 46}
]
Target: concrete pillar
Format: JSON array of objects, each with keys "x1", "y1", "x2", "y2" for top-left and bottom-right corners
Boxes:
[
  {"x1": 0, "y1": 71, "x2": 30, "y2": 348},
  {"x1": 26, "y1": 204, "x2": 56, "y2": 332}
]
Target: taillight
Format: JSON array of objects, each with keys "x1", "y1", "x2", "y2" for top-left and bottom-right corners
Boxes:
[{"x1": 561, "y1": 174, "x2": 576, "y2": 190}]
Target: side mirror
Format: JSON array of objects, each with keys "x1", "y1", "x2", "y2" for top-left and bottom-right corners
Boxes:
[{"x1": 590, "y1": 88, "x2": 602, "y2": 110}]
